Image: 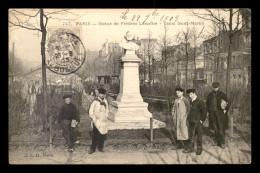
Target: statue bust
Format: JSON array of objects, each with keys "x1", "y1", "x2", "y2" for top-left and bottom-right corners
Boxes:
[{"x1": 120, "y1": 31, "x2": 140, "y2": 54}]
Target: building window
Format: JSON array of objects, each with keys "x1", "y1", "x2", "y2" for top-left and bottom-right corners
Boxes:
[
  {"x1": 236, "y1": 56, "x2": 239, "y2": 68},
  {"x1": 238, "y1": 74, "x2": 243, "y2": 85},
  {"x1": 199, "y1": 72, "x2": 203, "y2": 79},
  {"x1": 196, "y1": 72, "x2": 199, "y2": 79},
  {"x1": 239, "y1": 55, "x2": 243, "y2": 68},
  {"x1": 207, "y1": 43, "x2": 210, "y2": 54},
  {"x1": 205, "y1": 74, "x2": 208, "y2": 83},
  {"x1": 233, "y1": 74, "x2": 237, "y2": 85},
  {"x1": 211, "y1": 60, "x2": 214, "y2": 70},
  {"x1": 245, "y1": 16, "x2": 250, "y2": 29},
  {"x1": 209, "y1": 74, "x2": 213, "y2": 84},
  {"x1": 232, "y1": 56, "x2": 235, "y2": 68}
]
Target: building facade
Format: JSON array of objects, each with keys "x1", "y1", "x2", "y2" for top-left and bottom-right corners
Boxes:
[{"x1": 203, "y1": 9, "x2": 251, "y2": 89}]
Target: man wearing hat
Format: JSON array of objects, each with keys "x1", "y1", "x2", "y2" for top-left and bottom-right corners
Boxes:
[
  {"x1": 58, "y1": 94, "x2": 80, "y2": 152},
  {"x1": 88, "y1": 88, "x2": 109, "y2": 154},
  {"x1": 183, "y1": 89, "x2": 207, "y2": 155},
  {"x1": 206, "y1": 82, "x2": 230, "y2": 149},
  {"x1": 171, "y1": 87, "x2": 190, "y2": 150}
]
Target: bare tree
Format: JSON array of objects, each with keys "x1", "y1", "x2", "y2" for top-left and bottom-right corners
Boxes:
[
  {"x1": 174, "y1": 25, "x2": 194, "y2": 90},
  {"x1": 190, "y1": 26, "x2": 205, "y2": 81},
  {"x1": 157, "y1": 23, "x2": 173, "y2": 88},
  {"x1": 9, "y1": 9, "x2": 83, "y2": 132},
  {"x1": 157, "y1": 23, "x2": 174, "y2": 113},
  {"x1": 137, "y1": 39, "x2": 147, "y2": 85},
  {"x1": 187, "y1": 8, "x2": 251, "y2": 137},
  {"x1": 175, "y1": 49, "x2": 181, "y2": 86},
  {"x1": 146, "y1": 30, "x2": 156, "y2": 95}
]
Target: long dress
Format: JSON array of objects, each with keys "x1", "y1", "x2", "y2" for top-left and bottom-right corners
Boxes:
[{"x1": 172, "y1": 97, "x2": 190, "y2": 140}]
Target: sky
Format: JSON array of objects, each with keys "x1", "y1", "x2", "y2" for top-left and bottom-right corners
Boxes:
[{"x1": 9, "y1": 9, "x2": 214, "y2": 68}]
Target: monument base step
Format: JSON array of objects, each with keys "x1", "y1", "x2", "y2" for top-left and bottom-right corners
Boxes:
[{"x1": 107, "y1": 118, "x2": 166, "y2": 130}]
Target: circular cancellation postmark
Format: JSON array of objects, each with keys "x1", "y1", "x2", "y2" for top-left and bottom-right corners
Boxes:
[{"x1": 45, "y1": 28, "x2": 86, "y2": 75}]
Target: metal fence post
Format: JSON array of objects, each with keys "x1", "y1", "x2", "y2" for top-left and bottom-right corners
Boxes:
[
  {"x1": 49, "y1": 115, "x2": 52, "y2": 150},
  {"x1": 150, "y1": 117, "x2": 153, "y2": 147}
]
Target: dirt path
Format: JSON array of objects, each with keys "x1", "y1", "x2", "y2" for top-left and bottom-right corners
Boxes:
[
  {"x1": 9, "y1": 112, "x2": 251, "y2": 164},
  {"x1": 9, "y1": 139, "x2": 251, "y2": 164}
]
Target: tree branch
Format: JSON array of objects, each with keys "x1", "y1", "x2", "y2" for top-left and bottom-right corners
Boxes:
[
  {"x1": 188, "y1": 9, "x2": 228, "y2": 32},
  {"x1": 9, "y1": 21, "x2": 42, "y2": 32},
  {"x1": 43, "y1": 13, "x2": 48, "y2": 28},
  {"x1": 45, "y1": 9, "x2": 80, "y2": 17},
  {"x1": 12, "y1": 9, "x2": 40, "y2": 18}
]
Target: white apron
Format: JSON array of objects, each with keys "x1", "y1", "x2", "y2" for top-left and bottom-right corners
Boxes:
[{"x1": 89, "y1": 98, "x2": 109, "y2": 135}]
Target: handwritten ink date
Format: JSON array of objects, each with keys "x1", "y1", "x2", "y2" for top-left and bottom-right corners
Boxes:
[{"x1": 120, "y1": 9, "x2": 179, "y2": 23}]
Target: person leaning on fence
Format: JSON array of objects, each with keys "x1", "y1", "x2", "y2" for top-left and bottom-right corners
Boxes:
[
  {"x1": 206, "y1": 82, "x2": 230, "y2": 149},
  {"x1": 88, "y1": 88, "x2": 109, "y2": 154},
  {"x1": 171, "y1": 87, "x2": 190, "y2": 150},
  {"x1": 183, "y1": 89, "x2": 207, "y2": 155},
  {"x1": 58, "y1": 94, "x2": 80, "y2": 152}
]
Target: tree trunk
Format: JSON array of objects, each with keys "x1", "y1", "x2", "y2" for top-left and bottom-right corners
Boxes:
[
  {"x1": 185, "y1": 43, "x2": 189, "y2": 90},
  {"x1": 185, "y1": 58, "x2": 188, "y2": 90},
  {"x1": 193, "y1": 47, "x2": 197, "y2": 88},
  {"x1": 176, "y1": 59, "x2": 180, "y2": 86},
  {"x1": 165, "y1": 66, "x2": 170, "y2": 114},
  {"x1": 40, "y1": 9, "x2": 48, "y2": 132},
  {"x1": 226, "y1": 8, "x2": 233, "y2": 137},
  {"x1": 148, "y1": 55, "x2": 151, "y2": 95},
  {"x1": 143, "y1": 53, "x2": 146, "y2": 84},
  {"x1": 152, "y1": 58, "x2": 155, "y2": 86}
]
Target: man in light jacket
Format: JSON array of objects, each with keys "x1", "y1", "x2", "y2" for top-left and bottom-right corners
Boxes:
[
  {"x1": 171, "y1": 87, "x2": 190, "y2": 150},
  {"x1": 88, "y1": 88, "x2": 109, "y2": 154}
]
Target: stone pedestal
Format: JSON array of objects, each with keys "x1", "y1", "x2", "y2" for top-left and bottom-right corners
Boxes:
[{"x1": 108, "y1": 50, "x2": 165, "y2": 130}]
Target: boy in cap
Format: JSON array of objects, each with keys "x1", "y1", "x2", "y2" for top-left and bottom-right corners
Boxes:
[
  {"x1": 58, "y1": 94, "x2": 80, "y2": 152},
  {"x1": 183, "y1": 89, "x2": 207, "y2": 155},
  {"x1": 206, "y1": 82, "x2": 229, "y2": 149},
  {"x1": 88, "y1": 88, "x2": 109, "y2": 154},
  {"x1": 171, "y1": 87, "x2": 190, "y2": 150}
]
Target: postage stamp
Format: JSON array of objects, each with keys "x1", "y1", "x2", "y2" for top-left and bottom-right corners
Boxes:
[{"x1": 45, "y1": 27, "x2": 85, "y2": 75}]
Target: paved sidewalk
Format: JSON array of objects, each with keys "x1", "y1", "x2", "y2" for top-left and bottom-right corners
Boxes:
[{"x1": 9, "y1": 140, "x2": 251, "y2": 164}]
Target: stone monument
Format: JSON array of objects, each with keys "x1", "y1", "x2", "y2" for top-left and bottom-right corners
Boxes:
[{"x1": 107, "y1": 31, "x2": 166, "y2": 130}]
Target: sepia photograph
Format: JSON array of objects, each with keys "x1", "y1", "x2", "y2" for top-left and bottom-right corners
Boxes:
[{"x1": 8, "y1": 8, "x2": 251, "y2": 164}]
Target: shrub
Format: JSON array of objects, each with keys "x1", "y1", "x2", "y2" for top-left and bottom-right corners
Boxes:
[{"x1": 8, "y1": 82, "x2": 28, "y2": 138}]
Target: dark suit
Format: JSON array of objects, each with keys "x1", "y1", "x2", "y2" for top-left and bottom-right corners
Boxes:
[
  {"x1": 187, "y1": 97, "x2": 207, "y2": 151},
  {"x1": 206, "y1": 90, "x2": 229, "y2": 146},
  {"x1": 59, "y1": 103, "x2": 80, "y2": 149}
]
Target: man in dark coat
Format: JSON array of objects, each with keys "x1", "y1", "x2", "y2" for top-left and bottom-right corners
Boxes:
[
  {"x1": 183, "y1": 89, "x2": 207, "y2": 155},
  {"x1": 206, "y1": 82, "x2": 230, "y2": 149},
  {"x1": 58, "y1": 94, "x2": 80, "y2": 152}
]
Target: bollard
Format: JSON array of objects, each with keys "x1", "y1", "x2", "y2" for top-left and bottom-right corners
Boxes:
[{"x1": 150, "y1": 117, "x2": 153, "y2": 147}]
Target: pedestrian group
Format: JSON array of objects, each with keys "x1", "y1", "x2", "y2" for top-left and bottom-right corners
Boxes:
[
  {"x1": 171, "y1": 81, "x2": 229, "y2": 155},
  {"x1": 58, "y1": 81, "x2": 229, "y2": 155}
]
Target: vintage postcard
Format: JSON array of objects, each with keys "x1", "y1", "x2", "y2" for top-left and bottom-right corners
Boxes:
[{"x1": 8, "y1": 8, "x2": 251, "y2": 164}]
